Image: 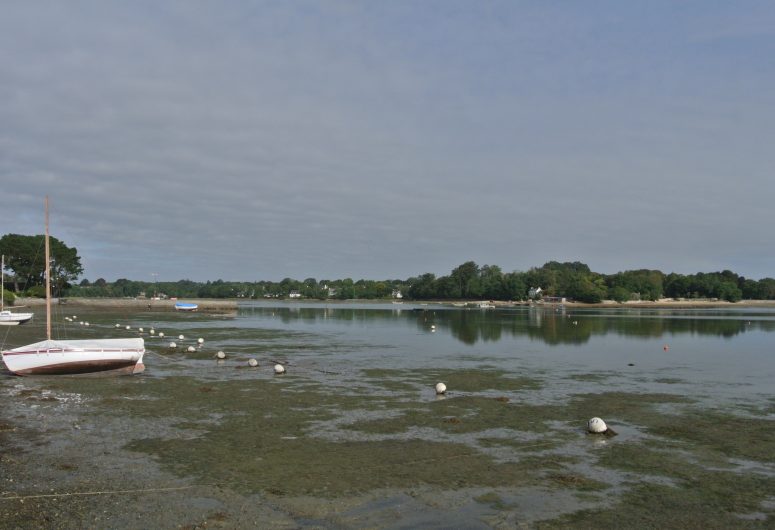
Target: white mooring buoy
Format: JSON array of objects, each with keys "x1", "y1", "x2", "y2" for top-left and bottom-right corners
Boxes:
[
  {"x1": 138, "y1": 327, "x2": 144, "y2": 333},
  {"x1": 187, "y1": 346, "x2": 195, "y2": 353},
  {"x1": 178, "y1": 334, "x2": 185, "y2": 340},
  {"x1": 150, "y1": 329, "x2": 155, "y2": 335},
  {"x1": 435, "y1": 382, "x2": 447, "y2": 395},
  {"x1": 158, "y1": 332, "x2": 165, "y2": 338},
  {"x1": 125, "y1": 325, "x2": 131, "y2": 330},
  {"x1": 587, "y1": 417, "x2": 617, "y2": 436},
  {"x1": 216, "y1": 351, "x2": 226, "y2": 359},
  {"x1": 197, "y1": 338, "x2": 204, "y2": 345},
  {"x1": 248, "y1": 358, "x2": 258, "y2": 367},
  {"x1": 274, "y1": 364, "x2": 286, "y2": 375},
  {"x1": 169, "y1": 342, "x2": 177, "y2": 348},
  {"x1": 115, "y1": 323, "x2": 121, "y2": 328}
]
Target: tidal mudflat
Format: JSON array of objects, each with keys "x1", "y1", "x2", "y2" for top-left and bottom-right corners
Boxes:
[{"x1": 1, "y1": 302, "x2": 774, "y2": 528}]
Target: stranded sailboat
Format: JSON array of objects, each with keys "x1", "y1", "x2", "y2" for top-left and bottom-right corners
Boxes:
[
  {"x1": 1, "y1": 198, "x2": 144, "y2": 376},
  {"x1": 0, "y1": 255, "x2": 33, "y2": 326}
]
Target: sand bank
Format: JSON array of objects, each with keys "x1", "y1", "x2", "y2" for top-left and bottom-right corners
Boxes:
[{"x1": 15, "y1": 297, "x2": 238, "y2": 311}]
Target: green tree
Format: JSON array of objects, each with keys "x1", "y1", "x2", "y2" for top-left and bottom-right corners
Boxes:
[
  {"x1": 0, "y1": 233, "x2": 83, "y2": 294},
  {"x1": 450, "y1": 261, "x2": 481, "y2": 299}
]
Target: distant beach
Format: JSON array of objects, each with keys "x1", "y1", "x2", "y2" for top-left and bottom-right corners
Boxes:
[{"x1": 15, "y1": 297, "x2": 238, "y2": 312}]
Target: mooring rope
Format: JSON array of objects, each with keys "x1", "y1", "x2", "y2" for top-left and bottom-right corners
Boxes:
[{"x1": 0, "y1": 483, "x2": 208, "y2": 501}]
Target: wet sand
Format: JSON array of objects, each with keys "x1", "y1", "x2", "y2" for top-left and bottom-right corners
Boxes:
[{"x1": 15, "y1": 297, "x2": 238, "y2": 312}]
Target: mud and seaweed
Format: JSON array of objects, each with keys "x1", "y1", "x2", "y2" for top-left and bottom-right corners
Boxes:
[{"x1": 2, "y1": 304, "x2": 774, "y2": 528}]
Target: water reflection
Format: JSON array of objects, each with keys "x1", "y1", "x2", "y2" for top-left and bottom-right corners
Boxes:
[{"x1": 240, "y1": 303, "x2": 775, "y2": 345}]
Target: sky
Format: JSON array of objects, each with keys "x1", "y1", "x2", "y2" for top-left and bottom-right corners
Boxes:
[{"x1": 2, "y1": 1, "x2": 774, "y2": 282}]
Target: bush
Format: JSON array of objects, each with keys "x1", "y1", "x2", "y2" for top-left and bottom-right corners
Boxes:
[
  {"x1": 25, "y1": 285, "x2": 47, "y2": 298},
  {"x1": 2, "y1": 289, "x2": 15, "y2": 305}
]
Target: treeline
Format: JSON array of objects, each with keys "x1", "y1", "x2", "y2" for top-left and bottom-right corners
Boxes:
[
  {"x1": 64, "y1": 277, "x2": 408, "y2": 301},
  {"x1": 407, "y1": 261, "x2": 775, "y2": 303},
  {"x1": 61, "y1": 260, "x2": 775, "y2": 303}
]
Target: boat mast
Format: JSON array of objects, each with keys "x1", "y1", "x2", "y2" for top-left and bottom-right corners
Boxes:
[
  {"x1": 45, "y1": 196, "x2": 51, "y2": 341},
  {"x1": 1, "y1": 254, "x2": 4, "y2": 311}
]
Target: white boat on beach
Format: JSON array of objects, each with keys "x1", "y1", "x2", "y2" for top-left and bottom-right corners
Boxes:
[
  {"x1": 174, "y1": 302, "x2": 198, "y2": 311},
  {"x1": 0, "y1": 255, "x2": 33, "y2": 326},
  {"x1": 2, "y1": 338, "x2": 145, "y2": 376},
  {"x1": 1, "y1": 197, "x2": 144, "y2": 376}
]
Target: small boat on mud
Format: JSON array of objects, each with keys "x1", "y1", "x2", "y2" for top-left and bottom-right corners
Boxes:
[
  {"x1": 0, "y1": 255, "x2": 33, "y2": 326},
  {"x1": 0, "y1": 310, "x2": 34, "y2": 326},
  {"x1": 1, "y1": 197, "x2": 144, "y2": 376},
  {"x1": 174, "y1": 302, "x2": 198, "y2": 311},
  {"x1": 3, "y1": 338, "x2": 145, "y2": 376}
]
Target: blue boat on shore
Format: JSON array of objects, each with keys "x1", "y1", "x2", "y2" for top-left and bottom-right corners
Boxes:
[{"x1": 174, "y1": 302, "x2": 198, "y2": 312}]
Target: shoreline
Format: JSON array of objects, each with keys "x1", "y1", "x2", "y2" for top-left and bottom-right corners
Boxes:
[
  {"x1": 11, "y1": 297, "x2": 775, "y2": 310},
  {"x1": 14, "y1": 297, "x2": 238, "y2": 312}
]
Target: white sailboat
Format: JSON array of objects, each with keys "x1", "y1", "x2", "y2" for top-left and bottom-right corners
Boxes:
[
  {"x1": 0, "y1": 255, "x2": 33, "y2": 326},
  {"x1": 1, "y1": 197, "x2": 145, "y2": 376}
]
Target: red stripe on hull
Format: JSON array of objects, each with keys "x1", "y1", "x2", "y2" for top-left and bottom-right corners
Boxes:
[{"x1": 13, "y1": 360, "x2": 142, "y2": 376}]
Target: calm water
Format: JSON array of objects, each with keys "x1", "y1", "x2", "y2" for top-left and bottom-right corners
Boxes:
[{"x1": 1, "y1": 302, "x2": 774, "y2": 528}]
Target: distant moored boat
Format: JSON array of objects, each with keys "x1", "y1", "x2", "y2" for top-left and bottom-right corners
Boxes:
[
  {"x1": 0, "y1": 255, "x2": 33, "y2": 326},
  {"x1": 174, "y1": 302, "x2": 198, "y2": 311}
]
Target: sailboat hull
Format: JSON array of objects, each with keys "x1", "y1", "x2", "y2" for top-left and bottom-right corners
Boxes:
[{"x1": 1, "y1": 338, "x2": 145, "y2": 376}]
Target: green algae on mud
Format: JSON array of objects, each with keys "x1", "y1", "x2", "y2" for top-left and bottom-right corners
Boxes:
[
  {"x1": 363, "y1": 367, "x2": 542, "y2": 393},
  {"x1": 538, "y1": 444, "x2": 775, "y2": 529},
  {"x1": 4, "y1": 303, "x2": 775, "y2": 527}
]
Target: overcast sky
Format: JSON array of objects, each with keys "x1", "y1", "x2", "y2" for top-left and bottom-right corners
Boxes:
[{"x1": 2, "y1": 1, "x2": 774, "y2": 282}]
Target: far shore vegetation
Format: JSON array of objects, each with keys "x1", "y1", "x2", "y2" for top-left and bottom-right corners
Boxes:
[{"x1": 2, "y1": 233, "x2": 775, "y2": 304}]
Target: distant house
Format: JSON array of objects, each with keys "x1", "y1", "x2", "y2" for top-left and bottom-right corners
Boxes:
[
  {"x1": 528, "y1": 287, "x2": 543, "y2": 299},
  {"x1": 392, "y1": 289, "x2": 403, "y2": 299},
  {"x1": 327, "y1": 288, "x2": 337, "y2": 298},
  {"x1": 289, "y1": 290, "x2": 301, "y2": 299}
]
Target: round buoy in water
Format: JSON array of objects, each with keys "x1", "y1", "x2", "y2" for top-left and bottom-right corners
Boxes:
[
  {"x1": 216, "y1": 351, "x2": 226, "y2": 359},
  {"x1": 79, "y1": 321, "x2": 84, "y2": 326},
  {"x1": 435, "y1": 382, "x2": 447, "y2": 395},
  {"x1": 248, "y1": 358, "x2": 258, "y2": 367},
  {"x1": 84, "y1": 322, "x2": 90, "y2": 326},
  {"x1": 72, "y1": 315, "x2": 77, "y2": 320},
  {"x1": 115, "y1": 323, "x2": 120, "y2": 328},
  {"x1": 158, "y1": 332, "x2": 165, "y2": 338},
  {"x1": 125, "y1": 325, "x2": 131, "y2": 330},
  {"x1": 197, "y1": 338, "x2": 204, "y2": 344},
  {"x1": 274, "y1": 364, "x2": 286, "y2": 375},
  {"x1": 587, "y1": 417, "x2": 617, "y2": 436},
  {"x1": 187, "y1": 346, "x2": 195, "y2": 353},
  {"x1": 178, "y1": 334, "x2": 185, "y2": 340},
  {"x1": 169, "y1": 342, "x2": 177, "y2": 348},
  {"x1": 431, "y1": 324, "x2": 436, "y2": 330},
  {"x1": 587, "y1": 417, "x2": 607, "y2": 433},
  {"x1": 138, "y1": 327, "x2": 144, "y2": 333},
  {"x1": 150, "y1": 329, "x2": 155, "y2": 335}
]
